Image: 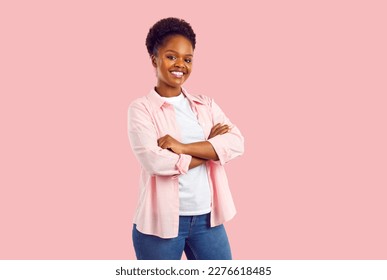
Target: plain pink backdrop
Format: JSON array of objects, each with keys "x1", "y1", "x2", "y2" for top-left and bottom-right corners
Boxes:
[{"x1": 1, "y1": 0, "x2": 386, "y2": 259}]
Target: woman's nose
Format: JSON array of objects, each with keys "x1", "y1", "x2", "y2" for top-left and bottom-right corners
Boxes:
[{"x1": 174, "y1": 58, "x2": 185, "y2": 67}]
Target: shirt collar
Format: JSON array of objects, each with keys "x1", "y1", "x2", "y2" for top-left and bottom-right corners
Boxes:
[{"x1": 147, "y1": 87, "x2": 205, "y2": 110}]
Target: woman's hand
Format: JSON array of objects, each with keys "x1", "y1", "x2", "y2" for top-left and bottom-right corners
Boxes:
[
  {"x1": 208, "y1": 123, "x2": 230, "y2": 139},
  {"x1": 157, "y1": 134, "x2": 185, "y2": 154}
]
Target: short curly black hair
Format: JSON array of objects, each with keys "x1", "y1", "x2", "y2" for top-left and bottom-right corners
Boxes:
[{"x1": 146, "y1": 17, "x2": 196, "y2": 56}]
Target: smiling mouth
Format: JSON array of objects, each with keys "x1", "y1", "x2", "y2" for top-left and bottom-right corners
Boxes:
[{"x1": 170, "y1": 71, "x2": 184, "y2": 78}]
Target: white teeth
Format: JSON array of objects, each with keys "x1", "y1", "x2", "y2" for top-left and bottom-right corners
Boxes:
[{"x1": 171, "y1": 71, "x2": 183, "y2": 77}]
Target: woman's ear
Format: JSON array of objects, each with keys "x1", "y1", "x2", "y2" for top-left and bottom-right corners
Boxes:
[{"x1": 151, "y1": 55, "x2": 157, "y2": 67}]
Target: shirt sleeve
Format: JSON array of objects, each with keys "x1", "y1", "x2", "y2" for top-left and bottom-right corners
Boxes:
[
  {"x1": 206, "y1": 98, "x2": 245, "y2": 165},
  {"x1": 128, "y1": 101, "x2": 192, "y2": 176}
]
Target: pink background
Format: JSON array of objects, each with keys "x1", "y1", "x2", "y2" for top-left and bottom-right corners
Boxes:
[{"x1": 1, "y1": 0, "x2": 386, "y2": 259}]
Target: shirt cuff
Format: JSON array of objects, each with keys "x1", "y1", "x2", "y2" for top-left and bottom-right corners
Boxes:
[
  {"x1": 176, "y1": 154, "x2": 192, "y2": 174},
  {"x1": 207, "y1": 136, "x2": 230, "y2": 166}
]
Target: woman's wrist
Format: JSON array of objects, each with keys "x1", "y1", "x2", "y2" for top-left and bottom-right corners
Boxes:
[
  {"x1": 179, "y1": 141, "x2": 218, "y2": 160},
  {"x1": 181, "y1": 143, "x2": 190, "y2": 155},
  {"x1": 189, "y1": 156, "x2": 207, "y2": 169}
]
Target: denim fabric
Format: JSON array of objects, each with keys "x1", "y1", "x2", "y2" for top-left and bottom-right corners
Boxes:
[{"x1": 132, "y1": 213, "x2": 232, "y2": 260}]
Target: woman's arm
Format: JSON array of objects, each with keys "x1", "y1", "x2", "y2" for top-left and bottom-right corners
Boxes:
[
  {"x1": 189, "y1": 156, "x2": 207, "y2": 169},
  {"x1": 156, "y1": 97, "x2": 244, "y2": 165},
  {"x1": 184, "y1": 123, "x2": 231, "y2": 160},
  {"x1": 206, "y1": 99, "x2": 244, "y2": 165},
  {"x1": 157, "y1": 124, "x2": 231, "y2": 160},
  {"x1": 128, "y1": 101, "x2": 192, "y2": 176},
  {"x1": 158, "y1": 137, "x2": 218, "y2": 160}
]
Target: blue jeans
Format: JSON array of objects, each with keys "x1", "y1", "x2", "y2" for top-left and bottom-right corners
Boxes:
[{"x1": 132, "y1": 213, "x2": 232, "y2": 260}]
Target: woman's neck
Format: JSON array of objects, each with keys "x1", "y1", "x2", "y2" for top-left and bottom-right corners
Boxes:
[{"x1": 155, "y1": 85, "x2": 181, "y2": 97}]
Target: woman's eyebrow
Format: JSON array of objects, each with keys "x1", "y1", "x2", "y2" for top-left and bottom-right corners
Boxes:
[{"x1": 165, "y1": 50, "x2": 193, "y2": 56}]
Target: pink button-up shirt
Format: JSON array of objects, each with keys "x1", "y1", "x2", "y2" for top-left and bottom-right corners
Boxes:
[{"x1": 127, "y1": 87, "x2": 244, "y2": 238}]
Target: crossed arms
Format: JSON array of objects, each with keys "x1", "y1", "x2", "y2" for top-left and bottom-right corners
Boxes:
[
  {"x1": 157, "y1": 123, "x2": 230, "y2": 169},
  {"x1": 128, "y1": 99, "x2": 244, "y2": 176}
]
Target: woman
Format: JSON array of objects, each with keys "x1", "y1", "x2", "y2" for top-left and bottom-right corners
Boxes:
[{"x1": 127, "y1": 17, "x2": 244, "y2": 260}]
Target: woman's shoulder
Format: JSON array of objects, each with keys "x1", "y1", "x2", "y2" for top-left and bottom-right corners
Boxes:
[
  {"x1": 184, "y1": 89, "x2": 213, "y2": 107},
  {"x1": 129, "y1": 95, "x2": 148, "y2": 107},
  {"x1": 128, "y1": 89, "x2": 159, "y2": 111},
  {"x1": 128, "y1": 96, "x2": 149, "y2": 114}
]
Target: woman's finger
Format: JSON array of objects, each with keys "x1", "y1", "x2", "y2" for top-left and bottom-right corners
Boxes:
[
  {"x1": 215, "y1": 125, "x2": 229, "y2": 134},
  {"x1": 210, "y1": 123, "x2": 220, "y2": 133},
  {"x1": 211, "y1": 126, "x2": 229, "y2": 137},
  {"x1": 157, "y1": 136, "x2": 167, "y2": 148},
  {"x1": 219, "y1": 125, "x2": 230, "y2": 133}
]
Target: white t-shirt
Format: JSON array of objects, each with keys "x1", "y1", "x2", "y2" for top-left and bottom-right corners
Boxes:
[{"x1": 162, "y1": 93, "x2": 211, "y2": 215}]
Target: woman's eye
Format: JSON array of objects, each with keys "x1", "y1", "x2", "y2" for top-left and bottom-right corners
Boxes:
[
  {"x1": 167, "y1": 55, "x2": 176, "y2": 60},
  {"x1": 185, "y1": 58, "x2": 192, "y2": 63}
]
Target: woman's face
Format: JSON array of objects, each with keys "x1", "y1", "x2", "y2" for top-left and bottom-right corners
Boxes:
[{"x1": 152, "y1": 35, "x2": 193, "y2": 90}]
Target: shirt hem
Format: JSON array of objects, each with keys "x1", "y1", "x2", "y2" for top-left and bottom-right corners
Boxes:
[{"x1": 179, "y1": 208, "x2": 211, "y2": 216}]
